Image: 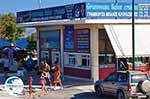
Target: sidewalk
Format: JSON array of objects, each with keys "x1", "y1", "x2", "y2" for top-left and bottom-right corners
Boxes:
[{"x1": 0, "y1": 73, "x2": 94, "y2": 98}]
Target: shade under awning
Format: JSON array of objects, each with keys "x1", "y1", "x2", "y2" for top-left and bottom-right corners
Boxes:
[{"x1": 104, "y1": 24, "x2": 150, "y2": 58}]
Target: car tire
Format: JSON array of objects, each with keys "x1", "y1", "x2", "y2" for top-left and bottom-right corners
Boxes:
[
  {"x1": 117, "y1": 91, "x2": 127, "y2": 99},
  {"x1": 138, "y1": 80, "x2": 150, "y2": 93},
  {"x1": 95, "y1": 86, "x2": 103, "y2": 97}
]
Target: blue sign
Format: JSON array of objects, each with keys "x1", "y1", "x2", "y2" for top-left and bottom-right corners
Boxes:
[
  {"x1": 17, "y1": 3, "x2": 86, "y2": 23},
  {"x1": 86, "y1": 2, "x2": 150, "y2": 19},
  {"x1": 17, "y1": 1, "x2": 150, "y2": 23},
  {"x1": 64, "y1": 26, "x2": 74, "y2": 50}
]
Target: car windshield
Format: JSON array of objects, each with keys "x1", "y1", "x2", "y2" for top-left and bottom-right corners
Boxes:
[{"x1": 131, "y1": 74, "x2": 149, "y2": 83}]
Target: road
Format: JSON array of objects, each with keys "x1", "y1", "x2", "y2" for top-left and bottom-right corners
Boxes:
[
  {"x1": 0, "y1": 85, "x2": 114, "y2": 99},
  {"x1": 30, "y1": 85, "x2": 114, "y2": 99}
]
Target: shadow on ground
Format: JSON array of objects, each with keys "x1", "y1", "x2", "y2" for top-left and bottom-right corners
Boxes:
[{"x1": 71, "y1": 92, "x2": 116, "y2": 99}]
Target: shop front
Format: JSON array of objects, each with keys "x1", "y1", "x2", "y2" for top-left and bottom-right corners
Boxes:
[{"x1": 17, "y1": 1, "x2": 150, "y2": 82}]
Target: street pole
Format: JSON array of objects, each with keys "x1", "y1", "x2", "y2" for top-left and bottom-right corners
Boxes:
[
  {"x1": 38, "y1": 0, "x2": 41, "y2": 8},
  {"x1": 132, "y1": 0, "x2": 135, "y2": 70}
]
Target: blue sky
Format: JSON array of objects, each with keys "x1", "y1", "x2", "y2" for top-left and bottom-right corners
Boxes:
[{"x1": 0, "y1": 0, "x2": 85, "y2": 14}]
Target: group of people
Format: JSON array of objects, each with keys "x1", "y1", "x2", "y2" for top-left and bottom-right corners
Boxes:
[{"x1": 38, "y1": 60, "x2": 63, "y2": 97}]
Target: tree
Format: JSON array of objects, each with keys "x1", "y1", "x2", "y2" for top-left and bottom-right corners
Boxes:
[
  {"x1": 27, "y1": 32, "x2": 37, "y2": 50},
  {"x1": 0, "y1": 13, "x2": 25, "y2": 42}
]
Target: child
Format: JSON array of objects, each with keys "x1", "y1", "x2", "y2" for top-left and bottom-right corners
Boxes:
[
  {"x1": 38, "y1": 72, "x2": 48, "y2": 97},
  {"x1": 54, "y1": 64, "x2": 63, "y2": 90}
]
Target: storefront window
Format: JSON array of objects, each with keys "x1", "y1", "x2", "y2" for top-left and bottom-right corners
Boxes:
[
  {"x1": 80, "y1": 55, "x2": 90, "y2": 67},
  {"x1": 127, "y1": 57, "x2": 150, "y2": 67},
  {"x1": 99, "y1": 29, "x2": 115, "y2": 68},
  {"x1": 68, "y1": 54, "x2": 76, "y2": 65},
  {"x1": 99, "y1": 54, "x2": 115, "y2": 65},
  {"x1": 64, "y1": 53, "x2": 90, "y2": 68},
  {"x1": 39, "y1": 30, "x2": 60, "y2": 50}
]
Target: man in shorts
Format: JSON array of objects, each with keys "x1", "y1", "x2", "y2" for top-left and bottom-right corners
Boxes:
[{"x1": 40, "y1": 61, "x2": 52, "y2": 87}]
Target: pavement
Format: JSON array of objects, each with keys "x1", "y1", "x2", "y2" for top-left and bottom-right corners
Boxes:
[{"x1": 0, "y1": 72, "x2": 96, "y2": 99}]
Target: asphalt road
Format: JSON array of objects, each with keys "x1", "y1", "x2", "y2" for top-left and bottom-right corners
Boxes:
[
  {"x1": 0, "y1": 86, "x2": 115, "y2": 99},
  {"x1": 33, "y1": 86, "x2": 115, "y2": 99}
]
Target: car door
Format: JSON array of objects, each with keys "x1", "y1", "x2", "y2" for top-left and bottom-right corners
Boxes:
[{"x1": 102, "y1": 72, "x2": 117, "y2": 94}]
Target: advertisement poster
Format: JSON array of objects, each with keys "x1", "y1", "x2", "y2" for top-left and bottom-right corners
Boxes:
[
  {"x1": 76, "y1": 29, "x2": 90, "y2": 53},
  {"x1": 64, "y1": 26, "x2": 74, "y2": 51}
]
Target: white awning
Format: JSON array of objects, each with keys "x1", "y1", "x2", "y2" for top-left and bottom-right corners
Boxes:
[{"x1": 104, "y1": 24, "x2": 150, "y2": 58}]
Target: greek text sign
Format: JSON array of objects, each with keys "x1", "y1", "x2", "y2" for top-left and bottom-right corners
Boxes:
[
  {"x1": 17, "y1": 3, "x2": 85, "y2": 23},
  {"x1": 86, "y1": 2, "x2": 150, "y2": 19}
]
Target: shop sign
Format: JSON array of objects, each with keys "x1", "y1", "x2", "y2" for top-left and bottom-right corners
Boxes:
[
  {"x1": 76, "y1": 29, "x2": 90, "y2": 53},
  {"x1": 4, "y1": 76, "x2": 24, "y2": 97},
  {"x1": 86, "y1": 2, "x2": 150, "y2": 19},
  {"x1": 17, "y1": 3, "x2": 86, "y2": 23},
  {"x1": 64, "y1": 26, "x2": 75, "y2": 51}
]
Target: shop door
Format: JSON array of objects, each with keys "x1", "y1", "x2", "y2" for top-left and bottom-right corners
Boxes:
[
  {"x1": 41, "y1": 51, "x2": 49, "y2": 62},
  {"x1": 51, "y1": 51, "x2": 60, "y2": 66}
]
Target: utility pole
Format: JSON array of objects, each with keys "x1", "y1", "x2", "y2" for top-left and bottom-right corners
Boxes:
[
  {"x1": 132, "y1": 0, "x2": 135, "y2": 70},
  {"x1": 38, "y1": 0, "x2": 41, "y2": 8}
]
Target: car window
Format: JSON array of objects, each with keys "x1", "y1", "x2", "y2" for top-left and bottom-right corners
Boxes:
[
  {"x1": 105, "y1": 73, "x2": 117, "y2": 81},
  {"x1": 117, "y1": 73, "x2": 127, "y2": 82},
  {"x1": 131, "y1": 74, "x2": 148, "y2": 83}
]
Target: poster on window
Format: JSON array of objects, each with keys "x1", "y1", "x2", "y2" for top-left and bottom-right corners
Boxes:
[
  {"x1": 40, "y1": 30, "x2": 60, "y2": 50},
  {"x1": 75, "y1": 29, "x2": 90, "y2": 53},
  {"x1": 64, "y1": 26, "x2": 74, "y2": 51}
]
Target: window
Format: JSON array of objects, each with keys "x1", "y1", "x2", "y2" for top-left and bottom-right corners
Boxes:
[
  {"x1": 117, "y1": 73, "x2": 127, "y2": 82},
  {"x1": 99, "y1": 29, "x2": 115, "y2": 68},
  {"x1": 68, "y1": 54, "x2": 76, "y2": 65},
  {"x1": 131, "y1": 74, "x2": 148, "y2": 83},
  {"x1": 105, "y1": 73, "x2": 117, "y2": 81},
  {"x1": 99, "y1": 54, "x2": 115, "y2": 68},
  {"x1": 64, "y1": 53, "x2": 90, "y2": 68},
  {"x1": 39, "y1": 30, "x2": 60, "y2": 50},
  {"x1": 126, "y1": 57, "x2": 150, "y2": 67},
  {"x1": 80, "y1": 55, "x2": 90, "y2": 67}
]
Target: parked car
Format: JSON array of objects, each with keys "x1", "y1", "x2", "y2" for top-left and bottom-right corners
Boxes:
[{"x1": 94, "y1": 71, "x2": 150, "y2": 99}]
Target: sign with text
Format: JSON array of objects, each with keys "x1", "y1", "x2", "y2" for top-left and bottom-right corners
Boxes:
[
  {"x1": 75, "y1": 29, "x2": 90, "y2": 53},
  {"x1": 64, "y1": 26, "x2": 75, "y2": 51},
  {"x1": 86, "y1": 2, "x2": 150, "y2": 19},
  {"x1": 17, "y1": 3, "x2": 86, "y2": 23}
]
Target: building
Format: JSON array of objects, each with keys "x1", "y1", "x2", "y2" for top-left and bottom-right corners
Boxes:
[{"x1": 17, "y1": 0, "x2": 150, "y2": 82}]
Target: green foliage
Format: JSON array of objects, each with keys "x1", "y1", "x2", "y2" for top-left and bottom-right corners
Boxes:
[
  {"x1": 0, "y1": 13, "x2": 25, "y2": 42},
  {"x1": 27, "y1": 32, "x2": 37, "y2": 50}
]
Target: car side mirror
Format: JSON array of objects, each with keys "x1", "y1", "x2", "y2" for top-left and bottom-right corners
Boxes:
[{"x1": 112, "y1": 81, "x2": 115, "y2": 84}]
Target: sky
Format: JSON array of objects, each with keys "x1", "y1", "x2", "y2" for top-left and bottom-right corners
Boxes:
[
  {"x1": 0, "y1": 0, "x2": 86, "y2": 14},
  {"x1": 0, "y1": 0, "x2": 85, "y2": 36}
]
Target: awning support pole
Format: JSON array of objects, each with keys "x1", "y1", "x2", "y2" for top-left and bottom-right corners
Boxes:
[{"x1": 132, "y1": 0, "x2": 135, "y2": 70}]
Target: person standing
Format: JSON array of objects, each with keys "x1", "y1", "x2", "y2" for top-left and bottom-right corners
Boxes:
[
  {"x1": 38, "y1": 72, "x2": 48, "y2": 97},
  {"x1": 3, "y1": 55, "x2": 10, "y2": 78},
  {"x1": 53, "y1": 63, "x2": 63, "y2": 89},
  {"x1": 40, "y1": 61, "x2": 52, "y2": 87},
  {"x1": 26, "y1": 55, "x2": 33, "y2": 74},
  {"x1": 7, "y1": 46, "x2": 14, "y2": 65}
]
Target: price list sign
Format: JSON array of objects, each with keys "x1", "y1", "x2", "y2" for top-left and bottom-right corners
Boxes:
[{"x1": 76, "y1": 29, "x2": 90, "y2": 53}]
